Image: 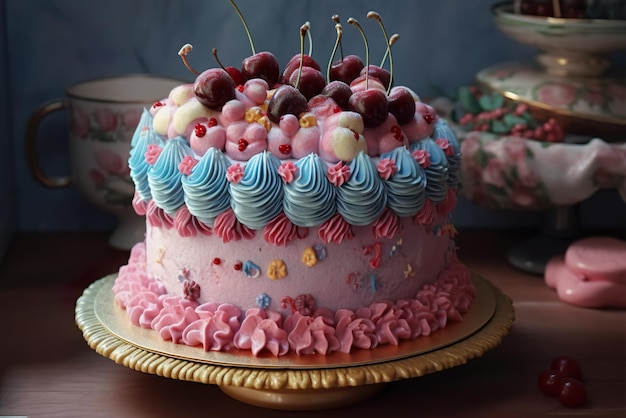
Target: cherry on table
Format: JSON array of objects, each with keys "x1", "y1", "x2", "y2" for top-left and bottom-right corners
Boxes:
[
  {"x1": 550, "y1": 355, "x2": 583, "y2": 380},
  {"x1": 537, "y1": 369, "x2": 568, "y2": 397},
  {"x1": 558, "y1": 378, "x2": 587, "y2": 408}
]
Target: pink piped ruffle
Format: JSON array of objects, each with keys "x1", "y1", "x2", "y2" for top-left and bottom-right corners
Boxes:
[{"x1": 213, "y1": 208, "x2": 255, "y2": 243}]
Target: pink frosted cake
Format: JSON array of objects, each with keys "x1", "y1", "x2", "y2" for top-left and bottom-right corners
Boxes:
[{"x1": 113, "y1": 14, "x2": 475, "y2": 357}]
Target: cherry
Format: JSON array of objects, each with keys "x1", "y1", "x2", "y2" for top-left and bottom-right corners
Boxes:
[
  {"x1": 550, "y1": 355, "x2": 583, "y2": 380},
  {"x1": 212, "y1": 48, "x2": 245, "y2": 86},
  {"x1": 388, "y1": 86, "x2": 416, "y2": 125},
  {"x1": 349, "y1": 89, "x2": 388, "y2": 128},
  {"x1": 538, "y1": 369, "x2": 568, "y2": 397},
  {"x1": 322, "y1": 80, "x2": 353, "y2": 110},
  {"x1": 329, "y1": 54, "x2": 364, "y2": 85},
  {"x1": 281, "y1": 54, "x2": 321, "y2": 84},
  {"x1": 360, "y1": 65, "x2": 390, "y2": 90},
  {"x1": 193, "y1": 68, "x2": 236, "y2": 110},
  {"x1": 558, "y1": 378, "x2": 587, "y2": 408},
  {"x1": 242, "y1": 51, "x2": 280, "y2": 85},
  {"x1": 267, "y1": 85, "x2": 308, "y2": 123},
  {"x1": 289, "y1": 66, "x2": 326, "y2": 100}
]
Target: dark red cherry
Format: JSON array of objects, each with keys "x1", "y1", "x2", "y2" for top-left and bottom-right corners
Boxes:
[
  {"x1": 280, "y1": 54, "x2": 321, "y2": 85},
  {"x1": 193, "y1": 68, "x2": 236, "y2": 110},
  {"x1": 321, "y1": 80, "x2": 353, "y2": 110},
  {"x1": 388, "y1": 86, "x2": 416, "y2": 125},
  {"x1": 360, "y1": 65, "x2": 391, "y2": 90},
  {"x1": 329, "y1": 54, "x2": 364, "y2": 85},
  {"x1": 289, "y1": 66, "x2": 326, "y2": 101},
  {"x1": 225, "y1": 66, "x2": 245, "y2": 86},
  {"x1": 267, "y1": 85, "x2": 308, "y2": 123},
  {"x1": 242, "y1": 51, "x2": 280, "y2": 85},
  {"x1": 349, "y1": 89, "x2": 388, "y2": 128}
]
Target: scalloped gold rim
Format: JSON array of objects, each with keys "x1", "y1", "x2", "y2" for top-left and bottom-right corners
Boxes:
[{"x1": 76, "y1": 274, "x2": 514, "y2": 392}]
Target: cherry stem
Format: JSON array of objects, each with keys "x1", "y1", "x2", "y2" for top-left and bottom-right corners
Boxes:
[
  {"x1": 332, "y1": 15, "x2": 344, "y2": 60},
  {"x1": 367, "y1": 11, "x2": 393, "y2": 95},
  {"x1": 229, "y1": 0, "x2": 256, "y2": 55},
  {"x1": 178, "y1": 44, "x2": 200, "y2": 76},
  {"x1": 347, "y1": 17, "x2": 369, "y2": 90},
  {"x1": 305, "y1": 21, "x2": 313, "y2": 57},
  {"x1": 552, "y1": 0, "x2": 561, "y2": 17},
  {"x1": 212, "y1": 48, "x2": 227, "y2": 71},
  {"x1": 295, "y1": 22, "x2": 309, "y2": 89},
  {"x1": 327, "y1": 22, "x2": 343, "y2": 83},
  {"x1": 380, "y1": 34, "x2": 399, "y2": 68}
]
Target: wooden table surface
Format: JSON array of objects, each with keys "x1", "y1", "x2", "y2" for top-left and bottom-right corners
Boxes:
[{"x1": 0, "y1": 230, "x2": 624, "y2": 417}]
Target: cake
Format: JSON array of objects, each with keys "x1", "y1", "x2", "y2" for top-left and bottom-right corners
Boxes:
[{"x1": 112, "y1": 10, "x2": 476, "y2": 357}]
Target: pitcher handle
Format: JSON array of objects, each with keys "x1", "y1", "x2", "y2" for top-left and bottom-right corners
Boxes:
[{"x1": 24, "y1": 100, "x2": 72, "y2": 187}]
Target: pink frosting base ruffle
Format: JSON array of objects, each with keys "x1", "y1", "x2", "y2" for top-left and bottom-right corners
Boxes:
[{"x1": 112, "y1": 243, "x2": 476, "y2": 357}]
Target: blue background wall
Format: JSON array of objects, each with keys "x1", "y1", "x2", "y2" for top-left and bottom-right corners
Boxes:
[{"x1": 1, "y1": 0, "x2": 625, "y2": 243}]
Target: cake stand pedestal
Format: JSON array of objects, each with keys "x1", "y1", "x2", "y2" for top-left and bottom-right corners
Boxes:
[{"x1": 75, "y1": 274, "x2": 514, "y2": 410}]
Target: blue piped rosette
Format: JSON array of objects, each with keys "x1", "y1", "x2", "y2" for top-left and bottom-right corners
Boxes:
[
  {"x1": 229, "y1": 151, "x2": 283, "y2": 230},
  {"x1": 130, "y1": 108, "x2": 153, "y2": 148},
  {"x1": 181, "y1": 147, "x2": 231, "y2": 227},
  {"x1": 433, "y1": 119, "x2": 462, "y2": 190},
  {"x1": 336, "y1": 151, "x2": 387, "y2": 226},
  {"x1": 129, "y1": 126, "x2": 163, "y2": 202},
  {"x1": 409, "y1": 138, "x2": 449, "y2": 204},
  {"x1": 381, "y1": 147, "x2": 427, "y2": 217},
  {"x1": 283, "y1": 153, "x2": 337, "y2": 227},
  {"x1": 147, "y1": 137, "x2": 192, "y2": 216}
]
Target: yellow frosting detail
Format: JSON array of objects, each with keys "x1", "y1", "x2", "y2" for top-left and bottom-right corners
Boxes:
[
  {"x1": 152, "y1": 107, "x2": 170, "y2": 136},
  {"x1": 267, "y1": 259, "x2": 287, "y2": 280},
  {"x1": 302, "y1": 247, "x2": 317, "y2": 268},
  {"x1": 169, "y1": 84, "x2": 194, "y2": 106},
  {"x1": 245, "y1": 106, "x2": 262, "y2": 123},
  {"x1": 299, "y1": 113, "x2": 317, "y2": 128},
  {"x1": 258, "y1": 116, "x2": 271, "y2": 132},
  {"x1": 173, "y1": 98, "x2": 216, "y2": 135}
]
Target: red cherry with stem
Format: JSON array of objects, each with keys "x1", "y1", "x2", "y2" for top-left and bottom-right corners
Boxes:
[
  {"x1": 193, "y1": 68, "x2": 236, "y2": 110},
  {"x1": 349, "y1": 89, "x2": 388, "y2": 128},
  {"x1": 290, "y1": 66, "x2": 325, "y2": 101},
  {"x1": 367, "y1": 11, "x2": 395, "y2": 94},
  {"x1": 558, "y1": 378, "x2": 587, "y2": 408},
  {"x1": 537, "y1": 369, "x2": 568, "y2": 397},
  {"x1": 360, "y1": 65, "x2": 390, "y2": 90},
  {"x1": 281, "y1": 54, "x2": 321, "y2": 84},
  {"x1": 322, "y1": 80, "x2": 353, "y2": 110},
  {"x1": 329, "y1": 55, "x2": 364, "y2": 85},
  {"x1": 267, "y1": 85, "x2": 308, "y2": 123},
  {"x1": 229, "y1": 0, "x2": 280, "y2": 85},
  {"x1": 212, "y1": 48, "x2": 245, "y2": 86},
  {"x1": 388, "y1": 86, "x2": 416, "y2": 125},
  {"x1": 550, "y1": 356, "x2": 583, "y2": 380}
]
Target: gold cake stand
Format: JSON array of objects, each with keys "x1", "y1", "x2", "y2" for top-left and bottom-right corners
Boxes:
[{"x1": 75, "y1": 274, "x2": 514, "y2": 410}]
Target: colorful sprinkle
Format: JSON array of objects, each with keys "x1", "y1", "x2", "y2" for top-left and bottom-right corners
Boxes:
[
  {"x1": 370, "y1": 274, "x2": 378, "y2": 292},
  {"x1": 256, "y1": 293, "x2": 271, "y2": 309},
  {"x1": 233, "y1": 262, "x2": 243, "y2": 271},
  {"x1": 212, "y1": 257, "x2": 221, "y2": 265},
  {"x1": 302, "y1": 247, "x2": 317, "y2": 267},
  {"x1": 313, "y1": 244, "x2": 327, "y2": 261},
  {"x1": 404, "y1": 264, "x2": 415, "y2": 278},
  {"x1": 267, "y1": 259, "x2": 287, "y2": 280},
  {"x1": 242, "y1": 261, "x2": 261, "y2": 278}
]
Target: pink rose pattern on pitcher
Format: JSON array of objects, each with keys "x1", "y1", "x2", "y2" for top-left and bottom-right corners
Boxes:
[{"x1": 70, "y1": 104, "x2": 141, "y2": 207}]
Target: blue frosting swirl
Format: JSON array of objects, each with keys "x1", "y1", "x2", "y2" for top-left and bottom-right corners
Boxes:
[
  {"x1": 129, "y1": 127, "x2": 163, "y2": 201},
  {"x1": 336, "y1": 152, "x2": 387, "y2": 226},
  {"x1": 410, "y1": 138, "x2": 449, "y2": 203},
  {"x1": 147, "y1": 137, "x2": 192, "y2": 215},
  {"x1": 381, "y1": 147, "x2": 426, "y2": 217},
  {"x1": 229, "y1": 151, "x2": 283, "y2": 230},
  {"x1": 181, "y1": 147, "x2": 231, "y2": 226},
  {"x1": 433, "y1": 119, "x2": 462, "y2": 189},
  {"x1": 130, "y1": 108, "x2": 153, "y2": 148},
  {"x1": 283, "y1": 154, "x2": 337, "y2": 227}
]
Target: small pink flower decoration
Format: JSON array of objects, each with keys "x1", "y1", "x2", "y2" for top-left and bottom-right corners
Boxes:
[
  {"x1": 412, "y1": 149, "x2": 431, "y2": 168},
  {"x1": 327, "y1": 162, "x2": 350, "y2": 187},
  {"x1": 226, "y1": 163, "x2": 244, "y2": 184},
  {"x1": 278, "y1": 161, "x2": 298, "y2": 183},
  {"x1": 377, "y1": 158, "x2": 397, "y2": 180},
  {"x1": 145, "y1": 144, "x2": 163, "y2": 165},
  {"x1": 183, "y1": 279, "x2": 201, "y2": 301},
  {"x1": 435, "y1": 138, "x2": 455, "y2": 157},
  {"x1": 178, "y1": 155, "x2": 198, "y2": 175}
]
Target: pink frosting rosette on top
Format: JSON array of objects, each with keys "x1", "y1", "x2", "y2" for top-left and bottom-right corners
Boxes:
[
  {"x1": 233, "y1": 309, "x2": 289, "y2": 356},
  {"x1": 326, "y1": 162, "x2": 350, "y2": 187},
  {"x1": 182, "y1": 302, "x2": 243, "y2": 351}
]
